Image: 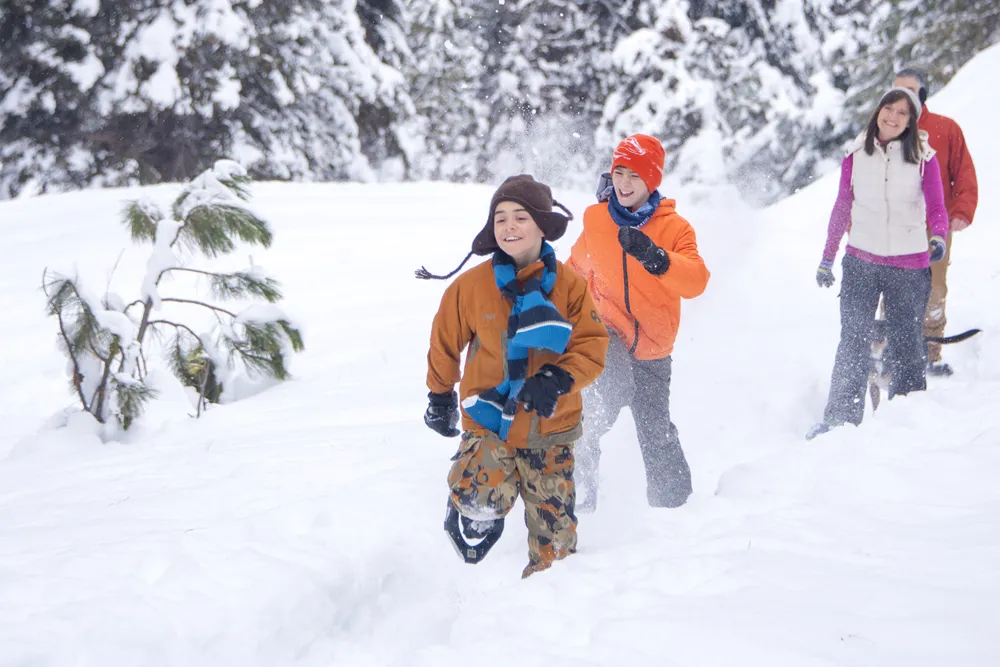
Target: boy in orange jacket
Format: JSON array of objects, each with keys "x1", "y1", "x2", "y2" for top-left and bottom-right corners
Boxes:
[
  {"x1": 567, "y1": 135, "x2": 710, "y2": 511},
  {"x1": 419, "y1": 175, "x2": 608, "y2": 577}
]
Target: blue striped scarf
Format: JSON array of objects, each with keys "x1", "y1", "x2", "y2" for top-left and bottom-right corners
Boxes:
[{"x1": 462, "y1": 243, "x2": 572, "y2": 440}]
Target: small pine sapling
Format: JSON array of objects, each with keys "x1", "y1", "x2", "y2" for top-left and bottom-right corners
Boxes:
[{"x1": 43, "y1": 160, "x2": 304, "y2": 432}]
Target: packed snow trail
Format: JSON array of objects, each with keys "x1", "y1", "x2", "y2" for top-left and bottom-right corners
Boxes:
[{"x1": 1, "y1": 44, "x2": 999, "y2": 667}]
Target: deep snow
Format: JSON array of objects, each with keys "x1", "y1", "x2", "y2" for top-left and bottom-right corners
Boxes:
[{"x1": 1, "y1": 44, "x2": 998, "y2": 667}]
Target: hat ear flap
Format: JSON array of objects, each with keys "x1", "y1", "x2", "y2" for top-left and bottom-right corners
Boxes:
[
  {"x1": 918, "y1": 87, "x2": 927, "y2": 105},
  {"x1": 552, "y1": 200, "x2": 574, "y2": 222},
  {"x1": 534, "y1": 202, "x2": 572, "y2": 242}
]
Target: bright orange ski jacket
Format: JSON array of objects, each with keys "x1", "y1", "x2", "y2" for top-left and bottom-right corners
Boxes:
[{"x1": 567, "y1": 198, "x2": 709, "y2": 360}]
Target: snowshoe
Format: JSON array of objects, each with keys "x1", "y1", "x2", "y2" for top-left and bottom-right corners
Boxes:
[{"x1": 444, "y1": 501, "x2": 504, "y2": 564}]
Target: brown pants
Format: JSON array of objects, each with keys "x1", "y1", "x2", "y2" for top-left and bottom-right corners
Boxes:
[
  {"x1": 447, "y1": 433, "x2": 577, "y2": 578},
  {"x1": 924, "y1": 230, "x2": 952, "y2": 363}
]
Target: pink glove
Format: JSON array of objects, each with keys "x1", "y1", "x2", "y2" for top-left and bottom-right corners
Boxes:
[{"x1": 950, "y1": 218, "x2": 971, "y2": 232}]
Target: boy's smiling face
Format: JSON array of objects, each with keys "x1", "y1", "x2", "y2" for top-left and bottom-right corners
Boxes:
[
  {"x1": 493, "y1": 201, "x2": 544, "y2": 267},
  {"x1": 612, "y1": 165, "x2": 650, "y2": 210}
]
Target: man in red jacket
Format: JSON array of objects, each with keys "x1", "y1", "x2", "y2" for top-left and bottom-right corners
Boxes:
[{"x1": 895, "y1": 68, "x2": 979, "y2": 376}]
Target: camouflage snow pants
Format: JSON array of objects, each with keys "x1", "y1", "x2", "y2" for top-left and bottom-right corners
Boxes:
[{"x1": 447, "y1": 433, "x2": 577, "y2": 578}]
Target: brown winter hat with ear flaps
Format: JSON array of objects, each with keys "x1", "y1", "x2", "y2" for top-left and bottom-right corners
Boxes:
[{"x1": 471, "y1": 175, "x2": 574, "y2": 256}]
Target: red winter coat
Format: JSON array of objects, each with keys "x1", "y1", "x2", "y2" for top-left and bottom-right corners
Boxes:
[{"x1": 919, "y1": 105, "x2": 978, "y2": 225}]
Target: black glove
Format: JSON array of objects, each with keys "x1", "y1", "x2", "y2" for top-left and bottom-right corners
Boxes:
[
  {"x1": 618, "y1": 226, "x2": 669, "y2": 276},
  {"x1": 424, "y1": 390, "x2": 460, "y2": 437},
  {"x1": 596, "y1": 172, "x2": 613, "y2": 202},
  {"x1": 519, "y1": 365, "x2": 574, "y2": 418}
]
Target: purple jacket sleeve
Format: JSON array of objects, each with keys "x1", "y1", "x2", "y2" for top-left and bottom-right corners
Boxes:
[
  {"x1": 822, "y1": 155, "x2": 853, "y2": 262},
  {"x1": 922, "y1": 155, "x2": 949, "y2": 239}
]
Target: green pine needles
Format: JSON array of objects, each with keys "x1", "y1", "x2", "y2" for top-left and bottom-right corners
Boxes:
[{"x1": 43, "y1": 160, "x2": 304, "y2": 434}]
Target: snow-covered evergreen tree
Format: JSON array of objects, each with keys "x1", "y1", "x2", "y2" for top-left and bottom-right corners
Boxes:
[
  {"x1": 473, "y1": 0, "x2": 633, "y2": 188},
  {"x1": 845, "y1": 0, "x2": 1000, "y2": 124},
  {"x1": 0, "y1": 0, "x2": 413, "y2": 197},
  {"x1": 403, "y1": 0, "x2": 486, "y2": 181},
  {"x1": 598, "y1": 0, "x2": 875, "y2": 202},
  {"x1": 2, "y1": 0, "x2": 998, "y2": 201},
  {"x1": 354, "y1": 0, "x2": 417, "y2": 178}
]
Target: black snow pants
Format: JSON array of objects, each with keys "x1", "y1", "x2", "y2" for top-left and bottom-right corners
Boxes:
[
  {"x1": 824, "y1": 254, "x2": 932, "y2": 426},
  {"x1": 575, "y1": 334, "x2": 692, "y2": 510}
]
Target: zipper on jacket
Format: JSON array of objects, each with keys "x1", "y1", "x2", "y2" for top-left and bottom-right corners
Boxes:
[
  {"x1": 621, "y1": 249, "x2": 641, "y2": 355},
  {"x1": 884, "y1": 149, "x2": 891, "y2": 254}
]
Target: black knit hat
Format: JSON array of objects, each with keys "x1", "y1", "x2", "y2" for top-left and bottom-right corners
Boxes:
[{"x1": 415, "y1": 174, "x2": 573, "y2": 280}]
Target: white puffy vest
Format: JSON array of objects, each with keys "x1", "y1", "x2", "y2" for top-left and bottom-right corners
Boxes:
[{"x1": 847, "y1": 131, "x2": 935, "y2": 257}]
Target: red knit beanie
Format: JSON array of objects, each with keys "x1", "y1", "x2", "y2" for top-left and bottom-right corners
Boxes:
[{"x1": 611, "y1": 134, "x2": 665, "y2": 193}]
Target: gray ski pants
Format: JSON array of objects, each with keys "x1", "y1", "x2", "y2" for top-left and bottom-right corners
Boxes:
[
  {"x1": 575, "y1": 334, "x2": 692, "y2": 509},
  {"x1": 824, "y1": 255, "x2": 932, "y2": 426}
]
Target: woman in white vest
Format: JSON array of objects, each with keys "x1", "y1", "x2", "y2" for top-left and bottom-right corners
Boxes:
[{"x1": 808, "y1": 87, "x2": 948, "y2": 439}]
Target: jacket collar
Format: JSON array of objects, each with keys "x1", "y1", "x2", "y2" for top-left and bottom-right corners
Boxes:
[{"x1": 846, "y1": 130, "x2": 934, "y2": 161}]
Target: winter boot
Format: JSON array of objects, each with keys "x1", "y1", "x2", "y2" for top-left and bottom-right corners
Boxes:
[
  {"x1": 927, "y1": 361, "x2": 954, "y2": 377},
  {"x1": 806, "y1": 421, "x2": 834, "y2": 441},
  {"x1": 576, "y1": 489, "x2": 597, "y2": 514},
  {"x1": 642, "y1": 424, "x2": 692, "y2": 508}
]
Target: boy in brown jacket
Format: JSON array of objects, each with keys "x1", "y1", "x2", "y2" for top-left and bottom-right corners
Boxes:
[{"x1": 418, "y1": 175, "x2": 608, "y2": 578}]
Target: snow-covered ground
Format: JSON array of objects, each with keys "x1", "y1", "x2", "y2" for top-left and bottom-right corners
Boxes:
[{"x1": 1, "y1": 45, "x2": 998, "y2": 667}]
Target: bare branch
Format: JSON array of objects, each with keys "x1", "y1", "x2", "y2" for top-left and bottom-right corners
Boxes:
[
  {"x1": 147, "y1": 319, "x2": 208, "y2": 343},
  {"x1": 93, "y1": 339, "x2": 120, "y2": 421},
  {"x1": 230, "y1": 344, "x2": 275, "y2": 367},
  {"x1": 105, "y1": 248, "x2": 126, "y2": 298},
  {"x1": 86, "y1": 342, "x2": 109, "y2": 364},
  {"x1": 133, "y1": 297, "x2": 154, "y2": 349},
  {"x1": 169, "y1": 220, "x2": 185, "y2": 248},
  {"x1": 160, "y1": 266, "x2": 225, "y2": 279},
  {"x1": 55, "y1": 305, "x2": 90, "y2": 412},
  {"x1": 160, "y1": 297, "x2": 237, "y2": 318},
  {"x1": 196, "y1": 364, "x2": 210, "y2": 418}
]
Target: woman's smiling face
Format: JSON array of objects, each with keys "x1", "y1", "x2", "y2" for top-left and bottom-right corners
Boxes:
[{"x1": 877, "y1": 98, "x2": 911, "y2": 142}]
